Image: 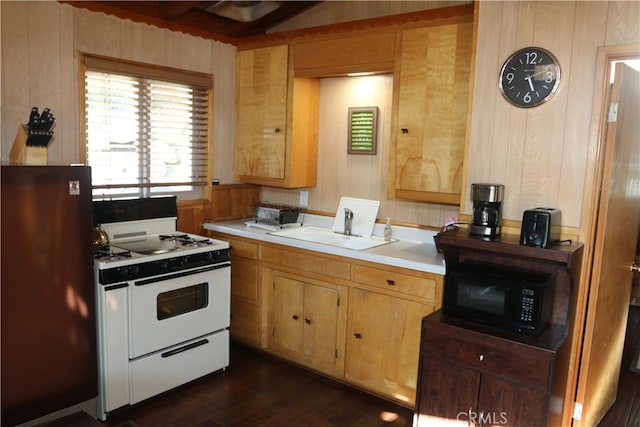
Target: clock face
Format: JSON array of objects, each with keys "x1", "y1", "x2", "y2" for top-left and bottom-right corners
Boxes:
[{"x1": 499, "y1": 47, "x2": 561, "y2": 108}]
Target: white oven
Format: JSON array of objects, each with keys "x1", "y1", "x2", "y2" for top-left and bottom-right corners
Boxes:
[
  {"x1": 93, "y1": 197, "x2": 231, "y2": 421},
  {"x1": 129, "y1": 264, "x2": 229, "y2": 358}
]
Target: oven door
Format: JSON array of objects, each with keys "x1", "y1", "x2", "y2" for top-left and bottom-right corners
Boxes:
[{"x1": 129, "y1": 263, "x2": 230, "y2": 358}]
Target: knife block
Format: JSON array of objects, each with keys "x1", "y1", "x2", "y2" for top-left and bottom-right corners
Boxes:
[{"x1": 9, "y1": 125, "x2": 50, "y2": 165}]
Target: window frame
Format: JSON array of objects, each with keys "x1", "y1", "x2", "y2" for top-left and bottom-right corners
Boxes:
[{"x1": 79, "y1": 53, "x2": 214, "y2": 201}]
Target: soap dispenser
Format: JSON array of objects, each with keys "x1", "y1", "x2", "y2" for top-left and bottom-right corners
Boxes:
[{"x1": 384, "y1": 217, "x2": 392, "y2": 241}]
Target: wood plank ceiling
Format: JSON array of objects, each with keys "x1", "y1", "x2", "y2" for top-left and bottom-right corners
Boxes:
[{"x1": 60, "y1": 1, "x2": 322, "y2": 44}]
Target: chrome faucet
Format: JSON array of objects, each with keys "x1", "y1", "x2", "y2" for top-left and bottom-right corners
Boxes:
[{"x1": 344, "y1": 208, "x2": 354, "y2": 236}]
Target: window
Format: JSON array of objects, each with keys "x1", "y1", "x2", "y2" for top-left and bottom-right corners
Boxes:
[{"x1": 82, "y1": 55, "x2": 212, "y2": 199}]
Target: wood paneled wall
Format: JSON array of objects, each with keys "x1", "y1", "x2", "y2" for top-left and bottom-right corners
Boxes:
[
  {"x1": 466, "y1": 1, "x2": 640, "y2": 229},
  {"x1": 266, "y1": 0, "x2": 639, "y2": 232},
  {"x1": 0, "y1": 1, "x2": 237, "y2": 186},
  {"x1": 2, "y1": 1, "x2": 638, "y2": 231}
]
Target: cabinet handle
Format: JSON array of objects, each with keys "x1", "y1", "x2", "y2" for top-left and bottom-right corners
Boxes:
[
  {"x1": 401, "y1": 128, "x2": 409, "y2": 134},
  {"x1": 354, "y1": 333, "x2": 362, "y2": 339},
  {"x1": 386, "y1": 279, "x2": 396, "y2": 286},
  {"x1": 478, "y1": 354, "x2": 484, "y2": 361},
  {"x1": 292, "y1": 315, "x2": 299, "y2": 320},
  {"x1": 305, "y1": 318, "x2": 312, "y2": 325}
]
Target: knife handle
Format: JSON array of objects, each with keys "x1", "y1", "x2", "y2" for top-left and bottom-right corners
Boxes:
[{"x1": 28, "y1": 107, "x2": 39, "y2": 128}]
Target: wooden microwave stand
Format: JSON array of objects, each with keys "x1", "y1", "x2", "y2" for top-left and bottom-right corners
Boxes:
[{"x1": 414, "y1": 229, "x2": 583, "y2": 427}]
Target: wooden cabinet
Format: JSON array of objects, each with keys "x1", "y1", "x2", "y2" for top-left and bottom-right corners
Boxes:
[
  {"x1": 346, "y1": 288, "x2": 434, "y2": 405},
  {"x1": 207, "y1": 232, "x2": 263, "y2": 347},
  {"x1": 235, "y1": 45, "x2": 319, "y2": 188},
  {"x1": 416, "y1": 312, "x2": 558, "y2": 427},
  {"x1": 345, "y1": 262, "x2": 443, "y2": 405},
  {"x1": 268, "y1": 272, "x2": 347, "y2": 376},
  {"x1": 414, "y1": 230, "x2": 584, "y2": 426},
  {"x1": 388, "y1": 22, "x2": 473, "y2": 205},
  {"x1": 206, "y1": 231, "x2": 445, "y2": 406}
]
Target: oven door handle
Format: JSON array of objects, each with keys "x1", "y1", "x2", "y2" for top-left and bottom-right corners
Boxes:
[
  {"x1": 161, "y1": 338, "x2": 209, "y2": 358},
  {"x1": 135, "y1": 263, "x2": 230, "y2": 286}
]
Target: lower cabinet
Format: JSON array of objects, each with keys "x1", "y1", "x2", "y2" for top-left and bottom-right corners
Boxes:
[
  {"x1": 268, "y1": 271, "x2": 347, "y2": 376},
  {"x1": 207, "y1": 232, "x2": 262, "y2": 347},
  {"x1": 415, "y1": 311, "x2": 560, "y2": 427},
  {"x1": 417, "y1": 357, "x2": 548, "y2": 426},
  {"x1": 346, "y1": 288, "x2": 435, "y2": 405},
  {"x1": 207, "y1": 232, "x2": 445, "y2": 407}
]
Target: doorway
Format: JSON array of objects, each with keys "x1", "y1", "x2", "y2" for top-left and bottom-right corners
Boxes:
[{"x1": 572, "y1": 46, "x2": 640, "y2": 427}]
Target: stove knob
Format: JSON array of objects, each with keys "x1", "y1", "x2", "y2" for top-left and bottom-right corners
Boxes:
[
  {"x1": 130, "y1": 265, "x2": 140, "y2": 276},
  {"x1": 180, "y1": 256, "x2": 189, "y2": 267},
  {"x1": 159, "y1": 260, "x2": 169, "y2": 272}
]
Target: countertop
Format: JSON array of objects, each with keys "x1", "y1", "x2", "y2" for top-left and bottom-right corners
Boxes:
[{"x1": 203, "y1": 214, "x2": 445, "y2": 275}]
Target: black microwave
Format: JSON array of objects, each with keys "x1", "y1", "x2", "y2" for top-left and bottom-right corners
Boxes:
[{"x1": 443, "y1": 263, "x2": 556, "y2": 336}]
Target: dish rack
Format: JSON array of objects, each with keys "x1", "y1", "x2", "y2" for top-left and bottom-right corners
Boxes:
[{"x1": 252, "y1": 202, "x2": 305, "y2": 228}]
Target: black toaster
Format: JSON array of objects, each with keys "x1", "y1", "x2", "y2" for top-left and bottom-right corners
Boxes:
[{"x1": 520, "y1": 208, "x2": 561, "y2": 248}]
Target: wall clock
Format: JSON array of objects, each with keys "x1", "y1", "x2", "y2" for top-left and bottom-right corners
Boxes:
[{"x1": 499, "y1": 47, "x2": 561, "y2": 108}]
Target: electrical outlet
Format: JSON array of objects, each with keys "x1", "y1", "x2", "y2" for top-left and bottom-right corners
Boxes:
[{"x1": 299, "y1": 190, "x2": 309, "y2": 207}]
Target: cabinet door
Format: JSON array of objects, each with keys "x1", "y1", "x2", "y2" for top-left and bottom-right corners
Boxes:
[
  {"x1": 235, "y1": 45, "x2": 288, "y2": 180},
  {"x1": 389, "y1": 23, "x2": 472, "y2": 205},
  {"x1": 414, "y1": 357, "x2": 480, "y2": 426},
  {"x1": 478, "y1": 375, "x2": 548, "y2": 427},
  {"x1": 301, "y1": 282, "x2": 340, "y2": 373},
  {"x1": 271, "y1": 276, "x2": 304, "y2": 353},
  {"x1": 229, "y1": 257, "x2": 259, "y2": 345},
  {"x1": 271, "y1": 275, "x2": 341, "y2": 373},
  {"x1": 346, "y1": 288, "x2": 434, "y2": 404}
]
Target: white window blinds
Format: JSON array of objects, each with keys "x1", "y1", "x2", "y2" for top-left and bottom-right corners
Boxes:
[{"x1": 83, "y1": 55, "x2": 212, "y2": 199}]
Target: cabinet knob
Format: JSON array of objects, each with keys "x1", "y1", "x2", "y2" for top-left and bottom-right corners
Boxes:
[
  {"x1": 386, "y1": 279, "x2": 396, "y2": 286},
  {"x1": 304, "y1": 318, "x2": 312, "y2": 325},
  {"x1": 354, "y1": 333, "x2": 362, "y2": 339},
  {"x1": 401, "y1": 128, "x2": 409, "y2": 134},
  {"x1": 478, "y1": 354, "x2": 484, "y2": 361},
  {"x1": 275, "y1": 128, "x2": 281, "y2": 133},
  {"x1": 292, "y1": 315, "x2": 299, "y2": 320}
]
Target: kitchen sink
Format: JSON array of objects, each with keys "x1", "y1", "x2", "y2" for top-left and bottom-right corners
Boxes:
[{"x1": 269, "y1": 226, "x2": 393, "y2": 250}]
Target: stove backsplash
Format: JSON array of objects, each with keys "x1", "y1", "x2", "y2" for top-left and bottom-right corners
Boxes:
[{"x1": 93, "y1": 196, "x2": 178, "y2": 226}]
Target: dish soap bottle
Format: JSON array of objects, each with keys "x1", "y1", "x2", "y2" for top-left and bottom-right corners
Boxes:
[{"x1": 384, "y1": 217, "x2": 392, "y2": 241}]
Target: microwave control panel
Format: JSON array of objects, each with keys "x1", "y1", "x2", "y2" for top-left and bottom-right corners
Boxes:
[{"x1": 520, "y1": 289, "x2": 536, "y2": 322}]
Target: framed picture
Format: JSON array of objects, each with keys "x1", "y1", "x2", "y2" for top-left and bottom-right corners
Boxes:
[{"x1": 348, "y1": 107, "x2": 378, "y2": 155}]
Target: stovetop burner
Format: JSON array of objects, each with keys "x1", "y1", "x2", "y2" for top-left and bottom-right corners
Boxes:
[
  {"x1": 159, "y1": 234, "x2": 214, "y2": 247},
  {"x1": 94, "y1": 247, "x2": 132, "y2": 261}
]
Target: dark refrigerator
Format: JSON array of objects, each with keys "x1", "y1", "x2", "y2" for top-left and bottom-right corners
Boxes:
[{"x1": 1, "y1": 165, "x2": 97, "y2": 426}]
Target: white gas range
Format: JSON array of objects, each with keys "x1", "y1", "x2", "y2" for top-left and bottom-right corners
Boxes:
[{"x1": 93, "y1": 197, "x2": 230, "y2": 421}]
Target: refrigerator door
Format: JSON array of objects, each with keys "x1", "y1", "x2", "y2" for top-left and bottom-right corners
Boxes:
[{"x1": 1, "y1": 165, "x2": 97, "y2": 426}]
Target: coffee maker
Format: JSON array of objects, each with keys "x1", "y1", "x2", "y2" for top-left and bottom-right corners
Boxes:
[{"x1": 469, "y1": 183, "x2": 504, "y2": 237}]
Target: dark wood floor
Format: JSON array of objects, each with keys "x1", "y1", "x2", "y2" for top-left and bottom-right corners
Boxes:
[
  {"x1": 599, "y1": 305, "x2": 640, "y2": 426},
  {"x1": 95, "y1": 306, "x2": 640, "y2": 427},
  {"x1": 102, "y1": 344, "x2": 414, "y2": 427}
]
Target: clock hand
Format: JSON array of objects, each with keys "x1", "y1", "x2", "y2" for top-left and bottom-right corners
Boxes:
[
  {"x1": 529, "y1": 65, "x2": 555, "y2": 80},
  {"x1": 525, "y1": 75, "x2": 535, "y2": 91}
]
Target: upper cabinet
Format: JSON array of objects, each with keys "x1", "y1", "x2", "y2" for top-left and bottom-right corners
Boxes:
[
  {"x1": 388, "y1": 22, "x2": 473, "y2": 205},
  {"x1": 234, "y1": 5, "x2": 474, "y2": 195},
  {"x1": 235, "y1": 45, "x2": 319, "y2": 188}
]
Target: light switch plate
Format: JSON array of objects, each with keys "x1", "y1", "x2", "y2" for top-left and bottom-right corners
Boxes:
[{"x1": 299, "y1": 190, "x2": 308, "y2": 207}]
